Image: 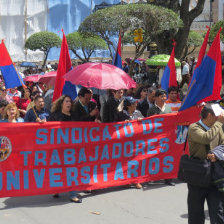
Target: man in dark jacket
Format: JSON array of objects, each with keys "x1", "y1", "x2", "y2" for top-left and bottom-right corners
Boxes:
[
  {"x1": 137, "y1": 86, "x2": 156, "y2": 117},
  {"x1": 73, "y1": 87, "x2": 99, "y2": 121},
  {"x1": 102, "y1": 89, "x2": 123, "y2": 123}
]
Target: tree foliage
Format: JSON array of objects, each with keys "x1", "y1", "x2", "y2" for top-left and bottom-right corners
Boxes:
[
  {"x1": 147, "y1": 0, "x2": 206, "y2": 58},
  {"x1": 79, "y1": 4, "x2": 182, "y2": 75},
  {"x1": 25, "y1": 31, "x2": 61, "y2": 68},
  {"x1": 209, "y1": 21, "x2": 224, "y2": 43},
  {"x1": 182, "y1": 31, "x2": 204, "y2": 59},
  {"x1": 66, "y1": 32, "x2": 107, "y2": 63}
]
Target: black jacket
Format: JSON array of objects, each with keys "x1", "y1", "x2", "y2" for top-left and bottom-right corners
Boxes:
[
  {"x1": 102, "y1": 96, "x2": 119, "y2": 123},
  {"x1": 211, "y1": 145, "x2": 224, "y2": 193},
  {"x1": 137, "y1": 98, "x2": 149, "y2": 117},
  {"x1": 73, "y1": 100, "x2": 95, "y2": 122},
  {"x1": 48, "y1": 111, "x2": 77, "y2": 121}
]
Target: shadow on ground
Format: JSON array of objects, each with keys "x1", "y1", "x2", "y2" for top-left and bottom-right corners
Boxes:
[{"x1": 0, "y1": 179, "x2": 182, "y2": 210}]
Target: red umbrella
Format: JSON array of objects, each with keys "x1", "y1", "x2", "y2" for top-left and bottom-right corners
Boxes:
[
  {"x1": 39, "y1": 71, "x2": 56, "y2": 86},
  {"x1": 64, "y1": 63, "x2": 136, "y2": 90},
  {"x1": 24, "y1": 74, "x2": 42, "y2": 82}
]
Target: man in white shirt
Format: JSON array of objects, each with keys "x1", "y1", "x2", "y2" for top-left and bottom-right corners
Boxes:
[{"x1": 179, "y1": 61, "x2": 190, "y2": 88}]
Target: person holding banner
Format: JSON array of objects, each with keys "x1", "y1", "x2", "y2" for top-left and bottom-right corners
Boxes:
[
  {"x1": 49, "y1": 95, "x2": 76, "y2": 122},
  {"x1": 147, "y1": 89, "x2": 174, "y2": 186},
  {"x1": 116, "y1": 96, "x2": 144, "y2": 189},
  {"x1": 73, "y1": 87, "x2": 99, "y2": 122},
  {"x1": 48, "y1": 95, "x2": 82, "y2": 203},
  {"x1": 187, "y1": 104, "x2": 224, "y2": 224},
  {"x1": 1, "y1": 102, "x2": 24, "y2": 122},
  {"x1": 24, "y1": 95, "x2": 50, "y2": 122},
  {"x1": 147, "y1": 89, "x2": 172, "y2": 116}
]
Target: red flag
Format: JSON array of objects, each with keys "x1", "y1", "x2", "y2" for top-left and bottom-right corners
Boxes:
[
  {"x1": 161, "y1": 41, "x2": 177, "y2": 92},
  {"x1": 168, "y1": 41, "x2": 177, "y2": 87},
  {"x1": 199, "y1": 27, "x2": 222, "y2": 103},
  {"x1": 52, "y1": 30, "x2": 72, "y2": 102},
  {"x1": 0, "y1": 40, "x2": 25, "y2": 89},
  {"x1": 180, "y1": 28, "x2": 222, "y2": 111},
  {"x1": 195, "y1": 26, "x2": 210, "y2": 70}
]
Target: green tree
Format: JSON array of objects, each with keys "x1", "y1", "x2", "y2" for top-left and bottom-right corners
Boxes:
[
  {"x1": 182, "y1": 31, "x2": 204, "y2": 59},
  {"x1": 147, "y1": 0, "x2": 206, "y2": 58},
  {"x1": 66, "y1": 32, "x2": 108, "y2": 63},
  {"x1": 79, "y1": 4, "x2": 182, "y2": 75},
  {"x1": 209, "y1": 21, "x2": 224, "y2": 43},
  {"x1": 25, "y1": 31, "x2": 61, "y2": 68}
]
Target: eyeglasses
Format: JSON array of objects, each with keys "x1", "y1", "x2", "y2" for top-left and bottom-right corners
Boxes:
[{"x1": 142, "y1": 89, "x2": 148, "y2": 92}]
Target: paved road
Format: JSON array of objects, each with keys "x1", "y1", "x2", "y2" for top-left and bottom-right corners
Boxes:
[{"x1": 0, "y1": 180, "x2": 210, "y2": 224}]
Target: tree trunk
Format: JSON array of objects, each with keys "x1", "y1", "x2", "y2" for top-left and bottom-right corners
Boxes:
[
  {"x1": 42, "y1": 49, "x2": 49, "y2": 69},
  {"x1": 148, "y1": 0, "x2": 206, "y2": 59},
  {"x1": 175, "y1": 0, "x2": 206, "y2": 58}
]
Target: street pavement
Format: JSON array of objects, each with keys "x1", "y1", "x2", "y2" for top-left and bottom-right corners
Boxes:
[{"x1": 0, "y1": 180, "x2": 210, "y2": 224}]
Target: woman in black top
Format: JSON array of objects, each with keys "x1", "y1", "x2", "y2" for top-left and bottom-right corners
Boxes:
[
  {"x1": 48, "y1": 95, "x2": 81, "y2": 203},
  {"x1": 48, "y1": 95, "x2": 77, "y2": 121}
]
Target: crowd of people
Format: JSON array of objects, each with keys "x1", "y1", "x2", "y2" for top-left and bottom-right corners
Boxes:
[{"x1": 1, "y1": 57, "x2": 224, "y2": 223}]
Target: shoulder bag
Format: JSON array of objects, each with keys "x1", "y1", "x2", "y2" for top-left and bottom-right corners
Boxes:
[{"x1": 178, "y1": 123, "x2": 212, "y2": 187}]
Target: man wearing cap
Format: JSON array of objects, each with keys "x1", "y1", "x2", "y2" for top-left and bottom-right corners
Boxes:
[
  {"x1": 187, "y1": 104, "x2": 224, "y2": 224},
  {"x1": 116, "y1": 96, "x2": 144, "y2": 189},
  {"x1": 116, "y1": 96, "x2": 144, "y2": 122}
]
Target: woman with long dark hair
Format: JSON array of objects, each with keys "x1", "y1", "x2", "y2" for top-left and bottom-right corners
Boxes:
[{"x1": 48, "y1": 95, "x2": 81, "y2": 203}]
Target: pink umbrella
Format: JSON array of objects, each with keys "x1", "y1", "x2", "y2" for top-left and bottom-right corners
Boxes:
[
  {"x1": 24, "y1": 74, "x2": 42, "y2": 82},
  {"x1": 64, "y1": 63, "x2": 136, "y2": 90},
  {"x1": 39, "y1": 71, "x2": 56, "y2": 86},
  {"x1": 137, "y1": 58, "x2": 146, "y2": 61}
]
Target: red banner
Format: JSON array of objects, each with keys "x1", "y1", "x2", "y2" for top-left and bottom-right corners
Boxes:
[{"x1": 0, "y1": 107, "x2": 201, "y2": 197}]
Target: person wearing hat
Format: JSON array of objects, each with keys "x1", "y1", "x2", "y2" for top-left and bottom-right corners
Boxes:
[
  {"x1": 116, "y1": 96, "x2": 144, "y2": 122},
  {"x1": 116, "y1": 96, "x2": 144, "y2": 189}
]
